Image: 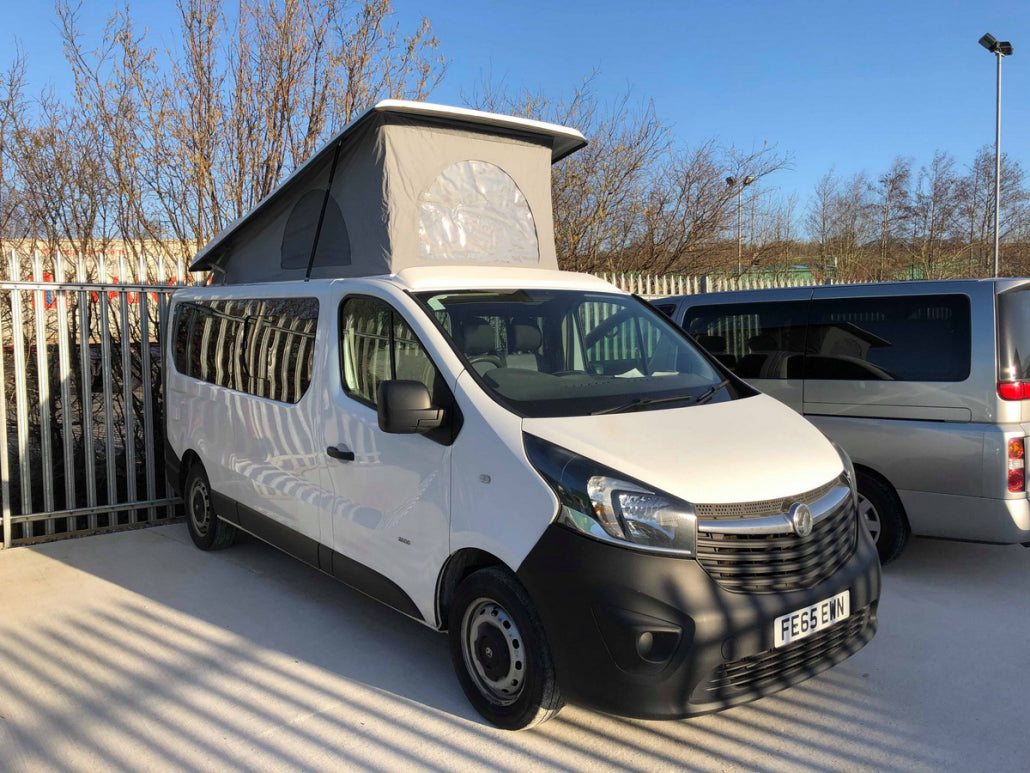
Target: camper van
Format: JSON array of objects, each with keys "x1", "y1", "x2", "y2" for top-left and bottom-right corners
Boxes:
[
  {"x1": 165, "y1": 101, "x2": 880, "y2": 729},
  {"x1": 656, "y1": 280, "x2": 1030, "y2": 564}
]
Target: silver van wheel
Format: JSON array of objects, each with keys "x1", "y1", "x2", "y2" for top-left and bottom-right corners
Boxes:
[
  {"x1": 461, "y1": 597, "x2": 525, "y2": 706},
  {"x1": 188, "y1": 475, "x2": 212, "y2": 537},
  {"x1": 858, "y1": 493, "x2": 881, "y2": 544}
]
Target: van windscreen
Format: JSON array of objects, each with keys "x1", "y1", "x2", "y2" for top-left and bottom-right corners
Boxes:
[
  {"x1": 415, "y1": 289, "x2": 744, "y2": 417},
  {"x1": 998, "y1": 287, "x2": 1030, "y2": 380}
]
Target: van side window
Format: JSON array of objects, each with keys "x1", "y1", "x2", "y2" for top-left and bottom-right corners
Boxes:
[
  {"x1": 807, "y1": 295, "x2": 970, "y2": 382},
  {"x1": 340, "y1": 296, "x2": 444, "y2": 408},
  {"x1": 684, "y1": 302, "x2": 808, "y2": 378},
  {"x1": 170, "y1": 297, "x2": 319, "y2": 403},
  {"x1": 172, "y1": 304, "x2": 193, "y2": 375}
]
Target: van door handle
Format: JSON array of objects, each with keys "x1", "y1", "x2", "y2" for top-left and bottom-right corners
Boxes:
[{"x1": 326, "y1": 446, "x2": 355, "y2": 462}]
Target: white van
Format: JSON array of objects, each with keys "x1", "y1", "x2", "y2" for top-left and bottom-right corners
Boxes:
[{"x1": 165, "y1": 101, "x2": 880, "y2": 729}]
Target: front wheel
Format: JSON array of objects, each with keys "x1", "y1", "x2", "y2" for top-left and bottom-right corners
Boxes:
[
  {"x1": 857, "y1": 470, "x2": 909, "y2": 565},
  {"x1": 448, "y1": 567, "x2": 564, "y2": 730}
]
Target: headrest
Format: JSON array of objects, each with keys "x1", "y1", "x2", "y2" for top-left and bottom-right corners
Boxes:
[
  {"x1": 463, "y1": 318, "x2": 496, "y2": 356},
  {"x1": 749, "y1": 333, "x2": 777, "y2": 352},
  {"x1": 696, "y1": 334, "x2": 726, "y2": 352},
  {"x1": 512, "y1": 323, "x2": 542, "y2": 353}
]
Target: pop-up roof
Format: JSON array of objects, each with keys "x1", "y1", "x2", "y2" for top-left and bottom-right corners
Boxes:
[{"x1": 191, "y1": 100, "x2": 587, "y2": 283}]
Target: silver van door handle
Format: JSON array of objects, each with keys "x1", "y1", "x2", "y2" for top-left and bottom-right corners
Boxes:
[{"x1": 326, "y1": 446, "x2": 355, "y2": 462}]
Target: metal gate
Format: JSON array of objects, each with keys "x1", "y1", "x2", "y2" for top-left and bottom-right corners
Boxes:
[{"x1": 0, "y1": 270, "x2": 183, "y2": 547}]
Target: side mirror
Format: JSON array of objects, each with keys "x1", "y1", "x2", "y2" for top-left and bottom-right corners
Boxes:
[{"x1": 377, "y1": 380, "x2": 444, "y2": 434}]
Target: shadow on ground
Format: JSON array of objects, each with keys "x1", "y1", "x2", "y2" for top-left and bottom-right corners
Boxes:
[{"x1": 0, "y1": 527, "x2": 1024, "y2": 771}]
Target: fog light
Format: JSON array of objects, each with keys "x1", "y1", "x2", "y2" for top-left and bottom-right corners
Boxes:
[{"x1": 636, "y1": 631, "x2": 655, "y2": 659}]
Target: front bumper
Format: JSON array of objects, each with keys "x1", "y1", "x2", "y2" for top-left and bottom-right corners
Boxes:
[{"x1": 516, "y1": 519, "x2": 881, "y2": 720}]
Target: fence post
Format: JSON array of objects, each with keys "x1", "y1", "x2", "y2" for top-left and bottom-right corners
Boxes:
[{"x1": 0, "y1": 253, "x2": 11, "y2": 547}]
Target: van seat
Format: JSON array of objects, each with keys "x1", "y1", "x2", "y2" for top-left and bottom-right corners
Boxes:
[
  {"x1": 736, "y1": 333, "x2": 777, "y2": 378},
  {"x1": 461, "y1": 318, "x2": 503, "y2": 374},
  {"x1": 507, "y1": 323, "x2": 543, "y2": 371},
  {"x1": 695, "y1": 334, "x2": 737, "y2": 369}
]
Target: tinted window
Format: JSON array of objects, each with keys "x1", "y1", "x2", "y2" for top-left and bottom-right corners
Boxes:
[
  {"x1": 998, "y1": 287, "x2": 1030, "y2": 380},
  {"x1": 172, "y1": 305, "x2": 192, "y2": 375},
  {"x1": 171, "y1": 297, "x2": 318, "y2": 403},
  {"x1": 684, "y1": 301, "x2": 808, "y2": 379},
  {"x1": 808, "y1": 295, "x2": 970, "y2": 382}
]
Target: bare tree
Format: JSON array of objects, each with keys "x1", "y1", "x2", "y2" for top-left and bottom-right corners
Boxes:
[
  {"x1": 12, "y1": 0, "x2": 447, "y2": 259},
  {"x1": 961, "y1": 146, "x2": 1028, "y2": 276},
  {"x1": 904, "y1": 151, "x2": 965, "y2": 279},
  {"x1": 0, "y1": 53, "x2": 30, "y2": 259},
  {"x1": 631, "y1": 142, "x2": 791, "y2": 275},
  {"x1": 872, "y1": 157, "x2": 911, "y2": 280}
]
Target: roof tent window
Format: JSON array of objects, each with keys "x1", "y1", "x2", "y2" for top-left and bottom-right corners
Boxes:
[
  {"x1": 418, "y1": 160, "x2": 539, "y2": 264},
  {"x1": 281, "y1": 189, "x2": 351, "y2": 269}
]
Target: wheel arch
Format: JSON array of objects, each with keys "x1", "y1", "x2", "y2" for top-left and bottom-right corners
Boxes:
[
  {"x1": 854, "y1": 462, "x2": 908, "y2": 519},
  {"x1": 179, "y1": 449, "x2": 203, "y2": 494},
  {"x1": 436, "y1": 547, "x2": 506, "y2": 631}
]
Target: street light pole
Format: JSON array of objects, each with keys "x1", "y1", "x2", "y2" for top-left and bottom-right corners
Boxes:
[
  {"x1": 979, "y1": 33, "x2": 1014, "y2": 278},
  {"x1": 726, "y1": 175, "x2": 755, "y2": 276}
]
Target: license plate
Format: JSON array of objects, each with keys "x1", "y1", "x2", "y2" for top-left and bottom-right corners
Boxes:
[{"x1": 774, "y1": 590, "x2": 850, "y2": 647}]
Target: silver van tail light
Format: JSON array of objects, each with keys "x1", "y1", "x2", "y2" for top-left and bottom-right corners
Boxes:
[
  {"x1": 1007, "y1": 438, "x2": 1026, "y2": 493},
  {"x1": 998, "y1": 381, "x2": 1030, "y2": 400}
]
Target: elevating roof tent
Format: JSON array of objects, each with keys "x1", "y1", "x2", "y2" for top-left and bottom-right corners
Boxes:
[{"x1": 190, "y1": 100, "x2": 588, "y2": 284}]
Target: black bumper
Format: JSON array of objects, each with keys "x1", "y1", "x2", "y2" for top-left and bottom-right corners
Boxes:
[{"x1": 516, "y1": 522, "x2": 881, "y2": 720}]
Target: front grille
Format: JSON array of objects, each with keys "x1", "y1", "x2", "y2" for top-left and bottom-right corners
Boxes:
[
  {"x1": 701, "y1": 605, "x2": 873, "y2": 701},
  {"x1": 694, "y1": 479, "x2": 839, "y2": 520},
  {"x1": 696, "y1": 490, "x2": 857, "y2": 593}
]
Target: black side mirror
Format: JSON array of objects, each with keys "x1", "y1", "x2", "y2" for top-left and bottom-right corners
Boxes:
[{"x1": 377, "y1": 380, "x2": 444, "y2": 434}]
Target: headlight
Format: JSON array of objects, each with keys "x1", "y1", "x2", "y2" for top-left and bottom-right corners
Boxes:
[
  {"x1": 831, "y1": 440, "x2": 860, "y2": 513},
  {"x1": 524, "y1": 434, "x2": 697, "y2": 556}
]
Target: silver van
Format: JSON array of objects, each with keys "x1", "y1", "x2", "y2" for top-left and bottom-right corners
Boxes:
[{"x1": 657, "y1": 279, "x2": 1030, "y2": 563}]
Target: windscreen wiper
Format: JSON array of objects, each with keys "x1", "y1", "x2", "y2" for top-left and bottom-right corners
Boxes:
[
  {"x1": 592, "y1": 379, "x2": 732, "y2": 415},
  {"x1": 694, "y1": 378, "x2": 731, "y2": 406}
]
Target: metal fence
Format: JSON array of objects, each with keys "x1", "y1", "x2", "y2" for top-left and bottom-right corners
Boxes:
[{"x1": 0, "y1": 253, "x2": 185, "y2": 548}]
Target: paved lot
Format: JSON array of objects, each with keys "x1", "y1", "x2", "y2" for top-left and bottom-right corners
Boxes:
[{"x1": 0, "y1": 524, "x2": 1026, "y2": 772}]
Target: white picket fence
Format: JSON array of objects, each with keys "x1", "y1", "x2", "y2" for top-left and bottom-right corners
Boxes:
[{"x1": 600, "y1": 271, "x2": 827, "y2": 298}]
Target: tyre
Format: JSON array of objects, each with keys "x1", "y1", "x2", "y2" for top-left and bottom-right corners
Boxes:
[
  {"x1": 856, "y1": 470, "x2": 909, "y2": 565},
  {"x1": 448, "y1": 566, "x2": 564, "y2": 730},
  {"x1": 184, "y1": 463, "x2": 237, "y2": 551}
]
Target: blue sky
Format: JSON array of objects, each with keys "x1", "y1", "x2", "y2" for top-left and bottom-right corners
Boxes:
[{"x1": 1, "y1": 0, "x2": 1027, "y2": 204}]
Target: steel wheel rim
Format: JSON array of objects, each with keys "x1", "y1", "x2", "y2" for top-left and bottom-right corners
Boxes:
[
  {"x1": 461, "y1": 597, "x2": 526, "y2": 706},
  {"x1": 858, "y1": 493, "x2": 881, "y2": 544},
  {"x1": 188, "y1": 477, "x2": 212, "y2": 536}
]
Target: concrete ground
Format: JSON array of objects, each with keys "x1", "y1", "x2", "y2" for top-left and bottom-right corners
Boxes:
[{"x1": 0, "y1": 524, "x2": 1026, "y2": 772}]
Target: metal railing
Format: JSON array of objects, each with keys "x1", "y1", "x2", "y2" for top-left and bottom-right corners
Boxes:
[{"x1": 1, "y1": 253, "x2": 186, "y2": 547}]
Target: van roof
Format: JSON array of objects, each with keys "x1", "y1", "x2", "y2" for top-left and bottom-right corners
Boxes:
[
  {"x1": 660, "y1": 277, "x2": 1030, "y2": 302},
  {"x1": 175, "y1": 266, "x2": 621, "y2": 295},
  {"x1": 385, "y1": 265, "x2": 619, "y2": 293},
  {"x1": 191, "y1": 100, "x2": 587, "y2": 284}
]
